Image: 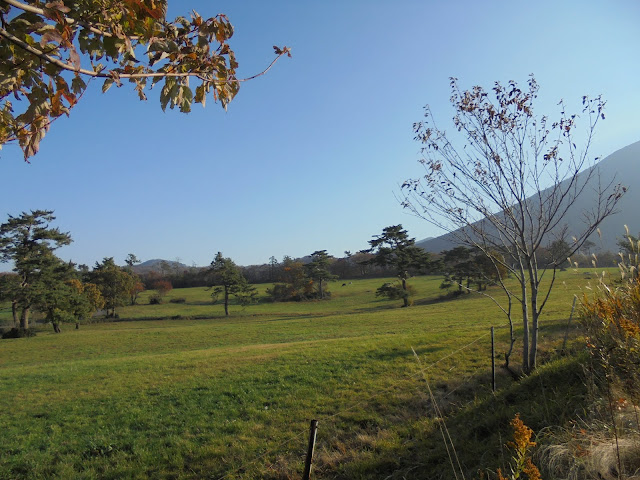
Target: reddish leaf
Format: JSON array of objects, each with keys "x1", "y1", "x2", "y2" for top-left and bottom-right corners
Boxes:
[
  {"x1": 69, "y1": 48, "x2": 81, "y2": 70},
  {"x1": 40, "y1": 30, "x2": 64, "y2": 47}
]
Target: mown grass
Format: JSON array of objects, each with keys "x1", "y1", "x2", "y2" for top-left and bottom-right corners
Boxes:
[{"x1": 0, "y1": 270, "x2": 604, "y2": 479}]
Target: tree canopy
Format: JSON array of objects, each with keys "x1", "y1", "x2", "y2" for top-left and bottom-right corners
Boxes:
[
  {"x1": 88, "y1": 257, "x2": 136, "y2": 317},
  {"x1": 0, "y1": 0, "x2": 290, "y2": 160},
  {"x1": 266, "y1": 256, "x2": 314, "y2": 302},
  {"x1": 439, "y1": 246, "x2": 507, "y2": 294}
]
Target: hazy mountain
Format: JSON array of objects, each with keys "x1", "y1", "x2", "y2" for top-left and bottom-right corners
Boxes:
[
  {"x1": 133, "y1": 259, "x2": 190, "y2": 274},
  {"x1": 416, "y1": 140, "x2": 640, "y2": 254}
]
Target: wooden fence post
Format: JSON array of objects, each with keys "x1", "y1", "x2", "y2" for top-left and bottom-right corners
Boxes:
[
  {"x1": 302, "y1": 420, "x2": 318, "y2": 480},
  {"x1": 491, "y1": 326, "x2": 495, "y2": 393}
]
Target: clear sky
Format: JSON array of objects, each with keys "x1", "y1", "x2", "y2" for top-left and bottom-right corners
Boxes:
[{"x1": 1, "y1": 0, "x2": 639, "y2": 268}]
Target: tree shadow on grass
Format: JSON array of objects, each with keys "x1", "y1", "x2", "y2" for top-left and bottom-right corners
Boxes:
[{"x1": 360, "y1": 345, "x2": 447, "y2": 364}]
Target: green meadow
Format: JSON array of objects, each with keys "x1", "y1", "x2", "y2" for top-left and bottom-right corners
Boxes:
[{"x1": 0, "y1": 271, "x2": 605, "y2": 479}]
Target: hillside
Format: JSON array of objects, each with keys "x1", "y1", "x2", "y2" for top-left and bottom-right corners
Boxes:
[
  {"x1": 132, "y1": 259, "x2": 190, "y2": 274},
  {"x1": 416, "y1": 140, "x2": 640, "y2": 254}
]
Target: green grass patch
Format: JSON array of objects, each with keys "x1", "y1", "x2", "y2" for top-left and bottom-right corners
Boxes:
[{"x1": 0, "y1": 270, "x2": 602, "y2": 478}]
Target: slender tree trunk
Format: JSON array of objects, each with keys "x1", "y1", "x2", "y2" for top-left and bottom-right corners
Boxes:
[
  {"x1": 319, "y1": 279, "x2": 324, "y2": 299},
  {"x1": 20, "y1": 306, "x2": 30, "y2": 329},
  {"x1": 520, "y1": 272, "x2": 530, "y2": 374},
  {"x1": 11, "y1": 300, "x2": 18, "y2": 327},
  {"x1": 401, "y1": 277, "x2": 409, "y2": 307},
  {"x1": 527, "y1": 258, "x2": 544, "y2": 372},
  {"x1": 224, "y1": 287, "x2": 229, "y2": 316},
  {"x1": 529, "y1": 283, "x2": 539, "y2": 371},
  {"x1": 530, "y1": 311, "x2": 539, "y2": 371}
]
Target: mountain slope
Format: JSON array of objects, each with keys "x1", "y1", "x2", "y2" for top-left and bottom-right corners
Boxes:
[{"x1": 416, "y1": 140, "x2": 640, "y2": 254}]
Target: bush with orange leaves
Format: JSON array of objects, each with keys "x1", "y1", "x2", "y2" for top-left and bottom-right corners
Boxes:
[
  {"x1": 497, "y1": 414, "x2": 541, "y2": 480},
  {"x1": 581, "y1": 229, "x2": 640, "y2": 402}
]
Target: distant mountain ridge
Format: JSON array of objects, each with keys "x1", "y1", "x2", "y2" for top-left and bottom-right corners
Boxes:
[
  {"x1": 133, "y1": 259, "x2": 190, "y2": 274},
  {"x1": 415, "y1": 140, "x2": 640, "y2": 254}
]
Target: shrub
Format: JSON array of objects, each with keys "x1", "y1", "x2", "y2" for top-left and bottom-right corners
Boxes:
[
  {"x1": 2, "y1": 327, "x2": 37, "y2": 339},
  {"x1": 149, "y1": 294, "x2": 163, "y2": 305},
  {"x1": 496, "y1": 415, "x2": 541, "y2": 480},
  {"x1": 266, "y1": 282, "x2": 325, "y2": 302},
  {"x1": 151, "y1": 279, "x2": 173, "y2": 303},
  {"x1": 581, "y1": 278, "x2": 640, "y2": 401},
  {"x1": 375, "y1": 281, "x2": 416, "y2": 305},
  {"x1": 581, "y1": 227, "x2": 640, "y2": 402},
  {"x1": 151, "y1": 280, "x2": 173, "y2": 296}
]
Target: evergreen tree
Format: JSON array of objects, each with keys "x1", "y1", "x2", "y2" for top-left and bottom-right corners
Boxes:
[
  {"x1": 31, "y1": 255, "x2": 78, "y2": 332},
  {"x1": 304, "y1": 250, "x2": 337, "y2": 299},
  {"x1": 364, "y1": 225, "x2": 431, "y2": 307},
  {"x1": 209, "y1": 252, "x2": 256, "y2": 315},
  {"x1": 0, "y1": 210, "x2": 71, "y2": 329},
  {"x1": 440, "y1": 246, "x2": 474, "y2": 293}
]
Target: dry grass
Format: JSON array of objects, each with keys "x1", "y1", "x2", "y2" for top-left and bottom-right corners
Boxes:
[{"x1": 538, "y1": 403, "x2": 640, "y2": 480}]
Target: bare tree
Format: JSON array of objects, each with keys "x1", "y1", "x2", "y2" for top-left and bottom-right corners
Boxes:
[{"x1": 401, "y1": 76, "x2": 625, "y2": 373}]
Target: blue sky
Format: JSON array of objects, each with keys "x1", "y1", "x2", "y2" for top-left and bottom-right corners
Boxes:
[{"x1": 1, "y1": 0, "x2": 639, "y2": 268}]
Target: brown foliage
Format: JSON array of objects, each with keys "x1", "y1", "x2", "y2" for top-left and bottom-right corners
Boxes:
[{"x1": 152, "y1": 279, "x2": 173, "y2": 297}]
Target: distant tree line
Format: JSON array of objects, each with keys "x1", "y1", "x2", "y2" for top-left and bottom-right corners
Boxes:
[
  {"x1": 134, "y1": 251, "x2": 412, "y2": 290},
  {"x1": 0, "y1": 210, "x2": 630, "y2": 334},
  {"x1": 128, "y1": 239, "x2": 619, "y2": 297}
]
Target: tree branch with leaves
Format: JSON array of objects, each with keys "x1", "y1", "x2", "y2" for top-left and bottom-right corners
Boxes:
[{"x1": 0, "y1": 0, "x2": 290, "y2": 160}]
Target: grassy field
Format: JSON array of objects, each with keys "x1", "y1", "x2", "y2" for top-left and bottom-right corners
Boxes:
[{"x1": 0, "y1": 271, "x2": 605, "y2": 479}]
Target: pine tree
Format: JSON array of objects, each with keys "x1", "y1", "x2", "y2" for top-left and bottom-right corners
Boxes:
[
  {"x1": 209, "y1": 252, "x2": 256, "y2": 315},
  {"x1": 0, "y1": 210, "x2": 71, "y2": 329},
  {"x1": 364, "y1": 225, "x2": 431, "y2": 307},
  {"x1": 304, "y1": 250, "x2": 337, "y2": 299}
]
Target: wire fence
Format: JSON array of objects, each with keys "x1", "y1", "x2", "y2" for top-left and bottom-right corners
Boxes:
[{"x1": 214, "y1": 329, "x2": 504, "y2": 480}]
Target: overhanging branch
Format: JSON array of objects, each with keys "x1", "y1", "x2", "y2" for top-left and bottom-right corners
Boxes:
[
  {"x1": 0, "y1": 26, "x2": 289, "y2": 84},
  {"x1": 2, "y1": 0, "x2": 122, "y2": 38}
]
